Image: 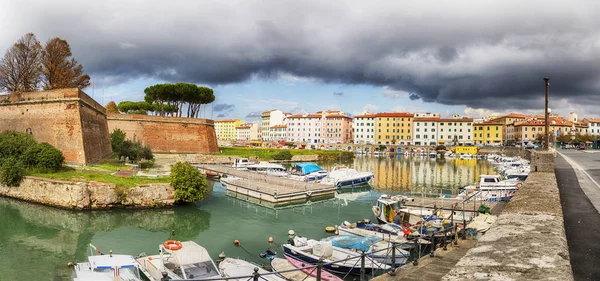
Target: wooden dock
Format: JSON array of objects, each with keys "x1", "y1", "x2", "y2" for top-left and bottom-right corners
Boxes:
[{"x1": 196, "y1": 164, "x2": 338, "y2": 205}]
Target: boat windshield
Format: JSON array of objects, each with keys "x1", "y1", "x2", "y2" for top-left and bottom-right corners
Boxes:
[
  {"x1": 118, "y1": 265, "x2": 141, "y2": 280},
  {"x1": 93, "y1": 267, "x2": 115, "y2": 277}
]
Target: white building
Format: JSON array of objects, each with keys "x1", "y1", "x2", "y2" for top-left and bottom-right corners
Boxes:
[
  {"x1": 260, "y1": 110, "x2": 290, "y2": 141},
  {"x1": 236, "y1": 123, "x2": 259, "y2": 141},
  {"x1": 414, "y1": 116, "x2": 473, "y2": 145},
  {"x1": 353, "y1": 113, "x2": 376, "y2": 144},
  {"x1": 584, "y1": 118, "x2": 600, "y2": 136},
  {"x1": 438, "y1": 117, "x2": 473, "y2": 145},
  {"x1": 271, "y1": 125, "x2": 287, "y2": 142},
  {"x1": 413, "y1": 117, "x2": 440, "y2": 145},
  {"x1": 414, "y1": 112, "x2": 440, "y2": 118}
]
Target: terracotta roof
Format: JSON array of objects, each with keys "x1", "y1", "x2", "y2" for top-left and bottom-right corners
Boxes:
[
  {"x1": 287, "y1": 114, "x2": 322, "y2": 119},
  {"x1": 476, "y1": 121, "x2": 505, "y2": 125},
  {"x1": 438, "y1": 118, "x2": 473, "y2": 122},
  {"x1": 375, "y1": 112, "x2": 414, "y2": 118},
  {"x1": 354, "y1": 114, "x2": 376, "y2": 118},
  {"x1": 236, "y1": 125, "x2": 252, "y2": 129},
  {"x1": 414, "y1": 117, "x2": 441, "y2": 122},
  {"x1": 490, "y1": 113, "x2": 530, "y2": 120},
  {"x1": 215, "y1": 119, "x2": 240, "y2": 123},
  {"x1": 325, "y1": 114, "x2": 351, "y2": 119},
  {"x1": 584, "y1": 118, "x2": 600, "y2": 123},
  {"x1": 271, "y1": 125, "x2": 287, "y2": 128},
  {"x1": 514, "y1": 117, "x2": 573, "y2": 127}
]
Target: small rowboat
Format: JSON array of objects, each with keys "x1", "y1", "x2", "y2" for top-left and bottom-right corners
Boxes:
[
  {"x1": 271, "y1": 258, "x2": 317, "y2": 281},
  {"x1": 284, "y1": 255, "x2": 343, "y2": 281}
]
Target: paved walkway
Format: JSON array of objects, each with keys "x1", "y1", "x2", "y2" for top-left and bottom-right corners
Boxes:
[
  {"x1": 556, "y1": 151, "x2": 600, "y2": 280},
  {"x1": 373, "y1": 240, "x2": 476, "y2": 281}
]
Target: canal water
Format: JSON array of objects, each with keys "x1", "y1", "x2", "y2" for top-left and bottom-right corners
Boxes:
[{"x1": 0, "y1": 156, "x2": 495, "y2": 280}]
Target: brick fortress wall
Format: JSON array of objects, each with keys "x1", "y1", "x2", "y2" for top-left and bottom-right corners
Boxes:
[
  {"x1": 0, "y1": 89, "x2": 112, "y2": 165},
  {"x1": 107, "y1": 114, "x2": 219, "y2": 154}
]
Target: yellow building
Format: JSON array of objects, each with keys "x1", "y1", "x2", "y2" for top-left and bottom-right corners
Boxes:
[
  {"x1": 375, "y1": 112, "x2": 414, "y2": 145},
  {"x1": 488, "y1": 113, "x2": 530, "y2": 145},
  {"x1": 454, "y1": 146, "x2": 478, "y2": 156},
  {"x1": 473, "y1": 122, "x2": 503, "y2": 145},
  {"x1": 215, "y1": 119, "x2": 243, "y2": 141}
]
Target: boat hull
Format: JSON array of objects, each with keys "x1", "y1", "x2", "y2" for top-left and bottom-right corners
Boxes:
[{"x1": 282, "y1": 245, "x2": 377, "y2": 276}]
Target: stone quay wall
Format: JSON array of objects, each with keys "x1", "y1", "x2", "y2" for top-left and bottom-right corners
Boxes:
[
  {"x1": 444, "y1": 151, "x2": 573, "y2": 281},
  {"x1": 107, "y1": 114, "x2": 219, "y2": 154},
  {"x1": 0, "y1": 177, "x2": 174, "y2": 209},
  {"x1": 0, "y1": 89, "x2": 112, "y2": 165}
]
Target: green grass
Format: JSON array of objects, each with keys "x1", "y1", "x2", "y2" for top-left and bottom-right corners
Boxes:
[
  {"x1": 29, "y1": 168, "x2": 170, "y2": 188},
  {"x1": 28, "y1": 154, "x2": 166, "y2": 188},
  {"x1": 217, "y1": 147, "x2": 354, "y2": 161}
]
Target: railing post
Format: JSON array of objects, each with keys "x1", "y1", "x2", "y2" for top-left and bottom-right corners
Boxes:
[
  {"x1": 253, "y1": 267, "x2": 260, "y2": 281},
  {"x1": 360, "y1": 251, "x2": 366, "y2": 281},
  {"x1": 389, "y1": 242, "x2": 397, "y2": 276},
  {"x1": 430, "y1": 233, "x2": 436, "y2": 257},
  {"x1": 317, "y1": 258, "x2": 323, "y2": 281}
]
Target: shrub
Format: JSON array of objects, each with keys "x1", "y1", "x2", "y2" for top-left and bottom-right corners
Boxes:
[
  {"x1": 110, "y1": 128, "x2": 126, "y2": 152},
  {"x1": 273, "y1": 150, "x2": 292, "y2": 160},
  {"x1": 0, "y1": 157, "x2": 24, "y2": 186},
  {"x1": 117, "y1": 140, "x2": 154, "y2": 162},
  {"x1": 0, "y1": 131, "x2": 37, "y2": 159},
  {"x1": 23, "y1": 143, "x2": 64, "y2": 172},
  {"x1": 170, "y1": 162, "x2": 207, "y2": 203}
]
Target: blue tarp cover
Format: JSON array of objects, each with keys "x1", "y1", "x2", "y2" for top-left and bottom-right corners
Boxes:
[
  {"x1": 293, "y1": 163, "x2": 323, "y2": 175},
  {"x1": 321, "y1": 235, "x2": 382, "y2": 252}
]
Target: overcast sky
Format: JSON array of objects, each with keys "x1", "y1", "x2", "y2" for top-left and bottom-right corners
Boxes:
[{"x1": 1, "y1": 0, "x2": 599, "y2": 120}]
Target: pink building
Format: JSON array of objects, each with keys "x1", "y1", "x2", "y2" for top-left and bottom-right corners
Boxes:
[
  {"x1": 321, "y1": 110, "x2": 353, "y2": 144},
  {"x1": 285, "y1": 110, "x2": 353, "y2": 144}
]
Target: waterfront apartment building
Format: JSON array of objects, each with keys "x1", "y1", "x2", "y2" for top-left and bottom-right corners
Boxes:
[
  {"x1": 413, "y1": 117, "x2": 440, "y2": 146},
  {"x1": 473, "y1": 121, "x2": 503, "y2": 145},
  {"x1": 353, "y1": 113, "x2": 376, "y2": 144},
  {"x1": 271, "y1": 125, "x2": 287, "y2": 142},
  {"x1": 236, "y1": 123, "x2": 259, "y2": 141},
  {"x1": 322, "y1": 110, "x2": 353, "y2": 144},
  {"x1": 375, "y1": 112, "x2": 414, "y2": 145},
  {"x1": 487, "y1": 113, "x2": 530, "y2": 145},
  {"x1": 286, "y1": 110, "x2": 352, "y2": 144},
  {"x1": 414, "y1": 112, "x2": 440, "y2": 118},
  {"x1": 437, "y1": 117, "x2": 473, "y2": 145},
  {"x1": 260, "y1": 110, "x2": 290, "y2": 141},
  {"x1": 215, "y1": 119, "x2": 243, "y2": 141},
  {"x1": 286, "y1": 113, "x2": 323, "y2": 144}
]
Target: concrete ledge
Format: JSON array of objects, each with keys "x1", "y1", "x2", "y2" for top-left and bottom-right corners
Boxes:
[{"x1": 443, "y1": 172, "x2": 573, "y2": 280}]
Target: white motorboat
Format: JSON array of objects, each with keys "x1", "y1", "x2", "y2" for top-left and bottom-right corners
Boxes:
[
  {"x1": 246, "y1": 162, "x2": 287, "y2": 176},
  {"x1": 321, "y1": 235, "x2": 410, "y2": 266},
  {"x1": 282, "y1": 236, "x2": 389, "y2": 276},
  {"x1": 372, "y1": 194, "x2": 413, "y2": 224},
  {"x1": 220, "y1": 258, "x2": 286, "y2": 281},
  {"x1": 320, "y1": 167, "x2": 374, "y2": 188},
  {"x1": 231, "y1": 158, "x2": 254, "y2": 169},
  {"x1": 446, "y1": 175, "x2": 521, "y2": 202},
  {"x1": 137, "y1": 241, "x2": 221, "y2": 281},
  {"x1": 73, "y1": 244, "x2": 142, "y2": 281},
  {"x1": 289, "y1": 163, "x2": 328, "y2": 182}
]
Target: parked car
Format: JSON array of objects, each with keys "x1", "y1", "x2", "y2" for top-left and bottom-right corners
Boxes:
[{"x1": 579, "y1": 145, "x2": 585, "y2": 150}]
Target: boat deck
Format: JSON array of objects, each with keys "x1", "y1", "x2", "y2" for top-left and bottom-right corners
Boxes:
[
  {"x1": 403, "y1": 196, "x2": 500, "y2": 213},
  {"x1": 196, "y1": 164, "x2": 338, "y2": 205}
]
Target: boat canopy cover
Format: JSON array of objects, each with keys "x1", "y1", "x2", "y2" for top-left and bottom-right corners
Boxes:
[
  {"x1": 293, "y1": 163, "x2": 323, "y2": 175},
  {"x1": 168, "y1": 241, "x2": 212, "y2": 266},
  {"x1": 88, "y1": 254, "x2": 136, "y2": 268},
  {"x1": 321, "y1": 235, "x2": 382, "y2": 252}
]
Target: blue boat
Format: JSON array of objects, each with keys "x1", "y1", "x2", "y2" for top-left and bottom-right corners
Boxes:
[
  {"x1": 290, "y1": 163, "x2": 328, "y2": 182},
  {"x1": 321, "y1": 235, "x2": 410, "y2": 267}
]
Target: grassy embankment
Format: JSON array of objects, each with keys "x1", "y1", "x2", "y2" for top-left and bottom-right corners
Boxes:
[
  {"x1": 29, "y1": 154, "x2": 170, "y2": 188},
  {"x1": 218, "y1": 147, "x2": 355, "y2": 162}
]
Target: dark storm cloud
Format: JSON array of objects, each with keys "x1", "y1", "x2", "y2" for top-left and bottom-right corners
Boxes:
[
  {"x1": 3, "y1": 0, "x2": 600, "y2": 110},
  {"x1": 217, "y1": 113, "x2": 227, "y2": 118},
  {"x1": 333, "y1": 92, "x2": 344, "y2": 96},
  {"x1": 213, "y1": 103, "x2": 235, "y2": 112}
]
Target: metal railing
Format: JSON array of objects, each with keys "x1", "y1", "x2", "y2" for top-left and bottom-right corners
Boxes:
[{"x1": 163, "y1": 231, "x2": 457, "y2": 281}]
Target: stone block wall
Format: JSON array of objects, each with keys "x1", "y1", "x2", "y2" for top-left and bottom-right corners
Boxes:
[
  {"x1": 107, "y1": 114, "x2": 219, "y2": 154},
  {"x1": 530, "y1": 150, "x2": 556, "y2": 172},
  {"x1": 0, "y1": 89, "x2": 112, "y2": 165},
  {"x1": 0, "y1": 177, "x2": 174, "y2": 209}
]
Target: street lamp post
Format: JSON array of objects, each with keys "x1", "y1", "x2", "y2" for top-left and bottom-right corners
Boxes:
[{"x1": 544, "y1": 77, "x2": 550, "y2": 150}]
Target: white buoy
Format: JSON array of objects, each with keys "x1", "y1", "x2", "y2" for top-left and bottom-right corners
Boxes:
[{"x1": 288, "y1": 230, "x2": 295, "y2": 237}]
